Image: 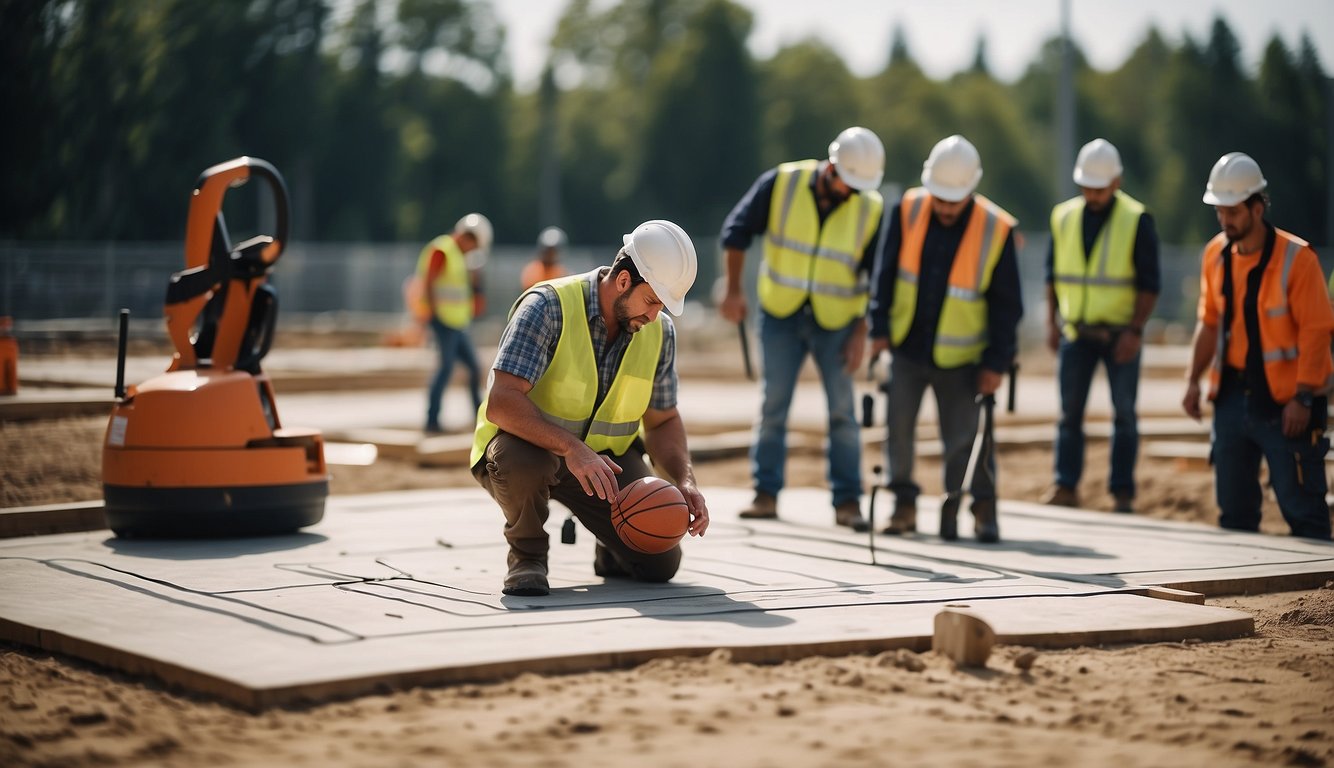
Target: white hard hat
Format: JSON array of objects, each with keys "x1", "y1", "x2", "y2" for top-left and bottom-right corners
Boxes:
[
  {"x1": 1202, "y1": 152, "x2": 1267, "y2": 206},
  {"x1": 454, "y1": 212, "x2": 493, "y2": 253},
  {"x1": 1072, "y1": 138, "x2": 1123, "y2": 189},
  {"x1": 921, "y1": 135, "x2": 982, "y2": 202},
  {"x1": 828, "y1": 126, "x2": 885, "y2": 191},
  {"x1": 537, "y1": 226, "x2": 567, "y2": 250},
  {"x1": 621, "y1": 220, "x2": 698, "y2": 316}
]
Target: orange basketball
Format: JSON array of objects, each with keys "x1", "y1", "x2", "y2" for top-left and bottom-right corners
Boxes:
[{"x1": 611, "y1": 477, "x2": 689, "y2": 554}]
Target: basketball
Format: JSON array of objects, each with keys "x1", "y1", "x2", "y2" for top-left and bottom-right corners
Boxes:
[{"x1": 611, "y1": 477, "x2": 689, "y2": 554}]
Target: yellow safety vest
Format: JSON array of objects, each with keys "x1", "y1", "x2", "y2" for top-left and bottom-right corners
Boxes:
[
  {"x1": 415, "y1": 235, "x2": 472, "y2": 329},
  {"x1": 890, "y1": 187, "x2": 1016, "y2": 368},
  {"x1": 1050, "y1": 190, "x2": 1144, "y2": 339},
  {"x1": 471, "y1": 274, "x2": 664, "y2": 466},
  {"x1": 758, "y1": 160, "x2": 884, "y2": 330}
]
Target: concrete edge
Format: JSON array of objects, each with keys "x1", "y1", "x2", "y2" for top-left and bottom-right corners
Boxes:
[{"x1": 0, "y1": 501, "x2": 107, "y2": 538}]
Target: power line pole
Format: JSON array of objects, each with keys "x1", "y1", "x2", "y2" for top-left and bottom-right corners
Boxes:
[{"x1": 1055, "y1": 0, "x2": 1075, "y2": 201}]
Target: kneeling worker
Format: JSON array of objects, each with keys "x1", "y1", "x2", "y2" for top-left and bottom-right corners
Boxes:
[{"x1": 472, "y1": 220, "x2": 711, "y2": 595}]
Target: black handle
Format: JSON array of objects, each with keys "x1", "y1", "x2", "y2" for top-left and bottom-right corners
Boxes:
[
  {"x1": 114, "y1": 308, "x2": 129, "y2": 399},
  {"x1": 1007, "y1": 361, "x2": 1019, "y2": 414},
  {"x1": 738, "y1": 321, "x2": 754, "y2": 380}
]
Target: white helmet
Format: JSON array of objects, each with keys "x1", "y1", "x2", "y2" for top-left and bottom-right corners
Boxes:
[
  {"x1": 921, "y1": 135, "x2": 982, "y2": 202},
  {"x1": 828, "y1": 126, "x2": 885, "y2": 191},
  {"x1": 454, "y1": 212, "x2": 493, "y2": 253},
  {"x1": 1072, "y1": 138, "x2": 1123, "y2": 189},
  {"x1": 1202, "y1": 152, "x2": 1267, "y2": 206},
  {"x1": 537, "y1": 226, "x2": 567, "y2": 250},
  {"x1": 621, "y1": 220, "x2": 698, "y2": 316}
]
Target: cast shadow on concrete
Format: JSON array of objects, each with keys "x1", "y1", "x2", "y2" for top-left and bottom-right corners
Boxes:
[
  {"x1": 102, "y1": 532, "x2": 330, "y2": 560},
  {"x1": 501, "y1": 581, "x2": 797, "y2": 628}
]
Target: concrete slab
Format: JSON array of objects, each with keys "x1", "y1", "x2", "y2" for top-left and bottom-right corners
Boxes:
[{"x1": 2, "y1": 487, "x2": 1328, "y2": 709}]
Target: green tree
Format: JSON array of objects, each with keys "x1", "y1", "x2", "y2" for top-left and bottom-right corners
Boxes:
[
  {"x1": 757, "y1": 41, "x2": 861, "y2": 169},
  {"x1": 639, "y1": 0, "x2": 759, "y2": 294}
]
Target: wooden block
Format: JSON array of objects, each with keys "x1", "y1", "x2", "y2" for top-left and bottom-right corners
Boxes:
[
  {"x1": 932, "y1": 607, "x2": 995, "y2": 667},
  {"x1": 1141, "y1": 586, "x2": 1206, "y2": 605}
]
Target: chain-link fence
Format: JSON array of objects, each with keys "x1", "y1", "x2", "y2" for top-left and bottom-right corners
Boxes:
[{"x1": 0, "y1": 236, "x2": 1216, "y2": 346}]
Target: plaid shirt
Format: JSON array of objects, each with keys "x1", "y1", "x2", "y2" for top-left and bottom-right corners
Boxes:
[{"x1": 492, "y1": 268, "x2": 678, "y2": 411}]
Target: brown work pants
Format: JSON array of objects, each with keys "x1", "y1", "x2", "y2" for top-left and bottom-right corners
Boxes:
[{"x1": 472, "y1": 432, "x2": 682, "y2": 582}]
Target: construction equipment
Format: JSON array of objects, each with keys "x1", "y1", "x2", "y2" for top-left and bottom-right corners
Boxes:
[{"x1": 102, "y1": 156, "x2": 327, "y2": 538}]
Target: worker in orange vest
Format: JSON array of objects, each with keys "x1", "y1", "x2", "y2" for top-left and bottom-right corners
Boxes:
[
  {"x1": 1183, "y1": 153, "x2": 1334, "y2": 540},
  {"x1": 520, "y1": 226, "x2": 569, "y2": 291}
]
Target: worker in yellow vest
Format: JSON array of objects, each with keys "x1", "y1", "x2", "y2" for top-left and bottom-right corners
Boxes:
[
  {"x1": 868, "y1": 135, "x2": 1023, "y2": 543},
  {"x1": 1183, "y1": 153, "x2": 1333, "y2": 540},
  {"x1": 472, "y1": 220, "x2": 709, "y2": 596},
  {"x1": 1043, "y1": 139, "x2": 1160, "y2": 514},
  {"x1": 419, "y1": 213, "x2": 491, "y2": 435},
  {"x1": 719, "y1": 126, "x2": 886, "y2": 532}
]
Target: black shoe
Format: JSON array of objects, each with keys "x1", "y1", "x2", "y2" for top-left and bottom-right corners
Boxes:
[
  {"x1": 972, "y1": 498, "x2": 1000, "y2": 544},
  {"x1": 939, "y1": 496, "x2": 960, "y2": 541},
  {"x1": 503, "y1": 553, "x2": 549, "y2": 596}
]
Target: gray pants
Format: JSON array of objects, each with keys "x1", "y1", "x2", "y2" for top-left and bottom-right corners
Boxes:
[
  {"x1": 884, "y1": 354, "x2": 992, "y2": 505},
  {"x1": 472, "y1": 432, "x2": 682, "y2": 581}
]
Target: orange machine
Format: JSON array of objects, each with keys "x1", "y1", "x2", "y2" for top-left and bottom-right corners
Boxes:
[{"x1": 102, "y1": 157, "x2": 327, "y2": 537}]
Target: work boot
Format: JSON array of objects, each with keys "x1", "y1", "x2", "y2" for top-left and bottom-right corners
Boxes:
[
  {"x1": 834, "y1": 500, "x2": 870, "y2": 533},
  {"x1": 1112, "y1": 492, "x2": 1134, "y2": 514},
  {"x1": 1040, "y1": 485, "x2": 1079, "y2": 508},
  {"x1": 502, "y1": 551, "x2": 549, "y2": 596},
  {"x1": 938, "y1": 494, "x2": 961, "y2": 541},
  {"x1": 881, "y1": 501, "x2": 917, "y2": 535},
  {"x1": 593, "y1": 543, "x2": 631, "y2": 579},
  {"x1": 739, "y1": 491, "x2": 778, "y2": 520},
  {"x1": 972, "y1": 498, "x2": 1000, "y2": 544}
]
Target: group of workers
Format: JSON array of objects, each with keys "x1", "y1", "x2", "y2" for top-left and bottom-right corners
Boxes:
[{"x1": 415, "y1": 126, "x2": 1333, "y2": 597}]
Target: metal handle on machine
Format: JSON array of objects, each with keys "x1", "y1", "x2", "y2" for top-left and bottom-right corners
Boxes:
[
  {"x1": 115, "y1": 308, "x2": 129, "y2": 399},
  {"x1": 241, "y1": 158, "x2": 290, "y2": 265}
]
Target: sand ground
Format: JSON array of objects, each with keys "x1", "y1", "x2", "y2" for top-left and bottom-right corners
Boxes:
[{"x1": 3, "y1": 373, "x2": 1333, "y2": 767}]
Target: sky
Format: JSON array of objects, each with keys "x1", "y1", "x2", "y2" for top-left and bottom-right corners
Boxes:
[{"x1": 492, "y1": 0, "x2": 1334, "y2": 89}]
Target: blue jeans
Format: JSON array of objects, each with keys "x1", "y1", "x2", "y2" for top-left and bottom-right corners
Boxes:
[
  {"x1": 426, "y1": 318, "x2": 483, "y2": 429},
  {"x1": 1053, "y1": 335, "x2": 1141, "y2": 496},
  {"x1": 1211, "y1": 379, "x2": 1331, "y2": 540},
  {"x1": 884, "y1": 354, "x2": 991, "y2": 504},
  {"x1": 752, "y1": 306, "x2": 861, "y2": 505}
]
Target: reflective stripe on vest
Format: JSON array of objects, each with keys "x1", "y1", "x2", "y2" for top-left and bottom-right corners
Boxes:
[
  {"x1": 470, "y1": 273, "x2": 664, "y2": 466},
  {"x1": 1204, "y1": 229, "x2": 1319, "y2": 403},
  {"x1": 1050, "y1": 190, "x2": 1144, "y2": 339},
  {"x1": 890, "y1": 188, "x2": 1016, "y2": 368},
  {"x1": 757, "y1": 160, "x2": 883, "y2": 330},
  {"x1": 415, "y1": 235, "x2": 472, "y2": 329}
]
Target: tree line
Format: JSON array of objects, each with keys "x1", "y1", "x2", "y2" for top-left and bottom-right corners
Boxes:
[{"x1": 3, "y1": 0, "x2": 1329, "y2": 260}]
